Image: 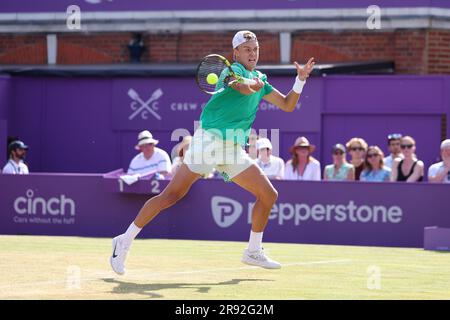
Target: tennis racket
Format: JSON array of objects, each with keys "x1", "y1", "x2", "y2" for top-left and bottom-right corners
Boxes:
[{"x1": 195, "y1": 54, "x2": 257, "y2": 95}]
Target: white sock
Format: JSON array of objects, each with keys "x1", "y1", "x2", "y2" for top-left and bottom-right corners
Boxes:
[
  {"x1": 248, "y1": 230, "x2": 263, "y2": 252},
  {"x1": 122, "y1": 222, "x2": 142, "y2": 243}
]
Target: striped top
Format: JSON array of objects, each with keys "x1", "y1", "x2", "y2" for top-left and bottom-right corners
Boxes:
[{"x1": 127, "y1": 147, "x2": 172, "y2": 175}]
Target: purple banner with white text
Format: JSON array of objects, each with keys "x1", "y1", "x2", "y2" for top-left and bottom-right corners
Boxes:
[{"x1": 1, "y1": 174, "x2": 449, "y2": 248}]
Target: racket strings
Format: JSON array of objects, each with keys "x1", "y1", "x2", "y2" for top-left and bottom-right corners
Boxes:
[{"x1": 196, "y1": 56, "x2": 229, "y2": 93}]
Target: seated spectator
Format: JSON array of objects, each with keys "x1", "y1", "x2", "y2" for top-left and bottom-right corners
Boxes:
[
  {"x1": 284, "y1": 136, "x2": 320, "y2": 181},
  {"x1": 360, "y1": 146, "x2": 391, "y2": 182},
  {"x1": 127, "y1": 130, "x2": 172, "y2": 178},
  {"x1": 384, "y1": 133, "x2": 404, "y2": 169},
  {"x1": 255, "y1": 137, "x2": 285, "y2": 180},
  {"x1": 428, "y1": 139, "x2": 450, "y2": 183},
  {"x1": 171, "y1": 135, "x2": 192, "y2": 176},
  {"x1": 2, "y1": 140, "x2": 29, "y2": 175},
  {"x1": 324, "y1": 144, "x2": 355, "y2": 181},
  {"x1": 391, "y1": 135, "x2": 424, "y2": 182},
  {"x1": 346, "y1": 137, "x2": 368, "y2": 181}
]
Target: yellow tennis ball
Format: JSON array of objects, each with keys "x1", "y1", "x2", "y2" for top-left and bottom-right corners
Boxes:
[{"x1": 206, "y1": 73, "x2": 219, "y2": 85}]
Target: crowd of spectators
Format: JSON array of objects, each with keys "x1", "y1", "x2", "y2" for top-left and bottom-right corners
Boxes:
[{"x1": 3, "y1": 131, "x2": 449, "y2": 184}]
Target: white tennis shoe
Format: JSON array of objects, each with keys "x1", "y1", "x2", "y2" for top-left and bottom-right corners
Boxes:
[
  {"x1": 241, "y1": 248, "x2": 281, "y2": 269},
  {"x1": 109, "y1": 235, "x2": 130, "y2": 275}
]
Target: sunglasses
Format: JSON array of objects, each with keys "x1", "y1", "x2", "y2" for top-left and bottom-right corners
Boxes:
[
  {"x1": 367, "y1": 153, "x2": 380, "y2": 158},
  {"x1": 388, "y1": 133, "x2": 402, "y2": 140},
  {"x1": 351, "y1": 147, "x2": 365, "y2": 152},
  {"x1": 333, "y1": 151, "x2": 344, "y2": 155},
  {"x1": 401, "y1": 144, "x2": 414, "y2": 149}
]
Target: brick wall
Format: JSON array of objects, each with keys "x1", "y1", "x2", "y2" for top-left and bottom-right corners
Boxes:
[
  {"x1": 144, "y1": 31, "x2": 279, "y2": 63},
  {"x1": 57, "y1": 33, "x2": 132, "y2": 64},
  {"x1": 428, "y1": 30, "x2": 450, "y2": 74},
  {"x1": 292, "y1": 30, "x2": 429, "y2": 74},
  {"x1": 0, "y1": 30, "x2": 448, "y2": 74},
  {"x1": 0, "y1": 34, "x2": 46, "y2": 64}
]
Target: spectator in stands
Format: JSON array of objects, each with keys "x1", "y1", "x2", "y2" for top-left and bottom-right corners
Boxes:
[
  {"x1": 384, "y1": 133, "x2": 404, "y2": 169},
  {"x1": 346, "y1": 137, "x2": 368, "y2": 181},
  {"x1": 255, "y1": 137, "x2": 285, "y2": 180},
  {"x1": 428, "y1": 139, "x2": 450, "y2": 183},
  {"x1": 284, "y1": 136, "x2": 321, "y2": 181},
  {"x1": 171, "y1": 135, "x2": 192, "y2": 176},
  {"x1": 2, "y1": 140, "x2": 30, "y2": 175},
  {"x1": 391, "y1": 135, "x2": 424, "y2": 182},
  {"x1": 360, "y1": 146, "x2": 391, "y2": 182},
  {"x1": 324, "y1": 144, "x2": 355, "y2": 181},
  {"x1": 127, "y1": 130, "x2": 172, "y2": 178}
]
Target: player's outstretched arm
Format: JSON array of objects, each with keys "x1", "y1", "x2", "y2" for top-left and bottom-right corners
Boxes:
[
  {"x1": 263, "y1": 57, "x2": 315, "y2": 112},
  {"x1": 230, "y1": 75, "x2": 265, "y2": 95},
  {"x1": 230, "y1": 81, "x2": 257, "y2": 95}
]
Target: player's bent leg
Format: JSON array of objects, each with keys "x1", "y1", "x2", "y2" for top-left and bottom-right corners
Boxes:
[
  {"x1": 110, "y1": 164, "x2": 201, "y2": 275},
  {"x1": 231, "y1": 164, "x2": 281, "y2": 269},
  {"x1": 134, "y1": 163, "x2": 201, "y2": 228},
  {"x1": 232, "y1": 164, "x2": 278, "y2": 232}
]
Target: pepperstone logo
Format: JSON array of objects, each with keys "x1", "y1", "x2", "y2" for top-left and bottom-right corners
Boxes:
[
  {"x1": 211, "y1": 196, "x2": 403, "y2": 228},
  {"x1": 211, "y1": 196, "x2": 243, "y2": 228},
  {"x1": 13, "y1": 189, "x2": 76, "y2": 225}
]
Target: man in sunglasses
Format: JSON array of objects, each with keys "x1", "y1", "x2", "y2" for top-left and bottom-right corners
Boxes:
[
  {"x1": 428, "y1": 139, "x2": 450, "y2": 183},
  {"x1": 384, "y1": 133, "x2": 404, "y2": 170}
]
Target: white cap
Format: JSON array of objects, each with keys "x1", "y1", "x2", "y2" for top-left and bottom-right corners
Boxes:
[
  {"x1": 135, "y1": 130, "x2": 159, "y2": 150},
  {"x1": 256, "y1": 138, "x2": 273, "y2": 150},
  {"x1": 232, "y1": 30, "x2": 257, "y2": 49},
  {"x1": 441, "y1": 139, "x2": 450, "y2": 150}
]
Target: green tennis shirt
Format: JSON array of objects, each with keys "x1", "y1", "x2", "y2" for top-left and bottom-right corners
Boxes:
[{"x1": 199, "y1": 62, "x2": 274, "y2": 146}]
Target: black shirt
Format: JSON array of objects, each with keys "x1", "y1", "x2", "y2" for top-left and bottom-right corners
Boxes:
[{"x1": 397, "y1": 159, "x2": 423, "y2": 182}]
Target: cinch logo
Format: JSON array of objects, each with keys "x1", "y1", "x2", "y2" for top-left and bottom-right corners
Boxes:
[
  {"x1": 13, "y1": 189, "x2": 76, "y2": 216},
  {"x1": 211, "y1": 196, "x2": 243, "y2": 228}
]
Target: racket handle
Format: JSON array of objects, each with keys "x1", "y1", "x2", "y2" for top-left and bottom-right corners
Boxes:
[{"x1": 241, "y1": 78, "x2": 257, "y2": 85}]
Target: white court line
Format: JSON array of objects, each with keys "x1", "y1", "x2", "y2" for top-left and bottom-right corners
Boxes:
[
  {"x1": 130, "y1": 259, "x2": 353, "y2": 276},
  {"x1": 0, "y1": 259, "x2": 352, "y2": 291}
]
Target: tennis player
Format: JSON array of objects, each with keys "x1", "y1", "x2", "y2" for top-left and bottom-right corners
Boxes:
[{"x1": 110, "y1": 30, "x2": 315, "y2": 274}]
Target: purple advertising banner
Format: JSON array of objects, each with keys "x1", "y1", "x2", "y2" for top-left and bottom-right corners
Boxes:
[
  {"x1": 111, "y1": 77, "x2": 320, "y2": 133},
  {"x1": 1, "y1": 0, "x2": 449, "y2": 13},
  {"x1": 0, "y1": 120, "x2": 6, "y2": 164},
  {"x1": 0, "y1": 174, "x2": 449, "y2": 248},
  {"x1": 0, "y1": 75, "x2": 10, "y2": 120}
]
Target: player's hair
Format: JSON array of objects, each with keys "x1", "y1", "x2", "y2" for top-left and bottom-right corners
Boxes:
[{"x1": 364, "y1": 146, "x2": 385, "y2": 171}]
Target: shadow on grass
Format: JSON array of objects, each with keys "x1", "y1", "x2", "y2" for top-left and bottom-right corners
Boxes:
[{"x1": 102, "y1": 278, "x2": 273, "y2": 298}]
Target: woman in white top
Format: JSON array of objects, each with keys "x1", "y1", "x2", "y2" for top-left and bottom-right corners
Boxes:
[
  {"x1": 284, "y1": 136, "x2": 321, "y2": 181},
  {"x1": 255, "y1": 138, "x2": 285, "y2": 180}
]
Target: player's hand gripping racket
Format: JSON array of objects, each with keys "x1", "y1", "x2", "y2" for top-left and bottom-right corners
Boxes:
[{"x1": 195, "y1": 54, "x2": 257, "y2": 95}]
